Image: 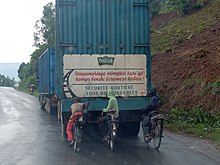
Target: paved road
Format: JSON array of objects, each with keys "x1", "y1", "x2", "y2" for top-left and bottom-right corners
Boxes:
[{"x1": 0, "y1": 87, "x2": 220, "y2": 165}]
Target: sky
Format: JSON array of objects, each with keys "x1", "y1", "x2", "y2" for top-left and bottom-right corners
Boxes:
[{"x1": 0, "y1": 0, "x2": 55, "y2": 63}]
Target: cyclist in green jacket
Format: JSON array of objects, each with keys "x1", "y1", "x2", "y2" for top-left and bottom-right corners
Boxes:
[{"x1": 98, "y1": 89, "x2": 119, "y2": 141}]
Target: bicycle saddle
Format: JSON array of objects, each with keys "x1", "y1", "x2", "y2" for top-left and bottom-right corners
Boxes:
[{"x1": 108, "y1": 110, "x2": 117, "y2": 114}]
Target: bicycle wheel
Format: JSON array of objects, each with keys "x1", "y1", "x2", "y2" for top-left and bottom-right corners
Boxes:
[
  {"x1": 152, "y1": 119, "x2": 163, "y2": 149},
  {"x1": 109, "y1": 124, "x2": 115, "y2": 151},
  {"x1": 73, "y1": 141, "x2": 77, "y2": 152},
  {"x1": 78, "y1": 127, "x2": 82, "y2": 143},
  {"x1": 110, "y1": 138, "x2": 114, "y2": 151},
  {"x1": 73, "y1": 126, "x2": 79, "y2": 152}
]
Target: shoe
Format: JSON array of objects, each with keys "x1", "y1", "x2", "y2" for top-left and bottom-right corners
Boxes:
[
  {"x1": 144, "y1": 134, "x2": 151, "y2": 143},
  {"x1": 68, "y1": 140, "x2": 75, "y2": 146},
  {"x1": 102, "y1": 135, "x2": 109, "y2": 142}
]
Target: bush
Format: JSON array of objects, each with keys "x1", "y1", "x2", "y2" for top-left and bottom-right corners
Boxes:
[
  {"x1": 166, "y1": 0, "x2": 205, "y2": 15},
  {"x1": 167, "y1": 107, "x2": 220, "y2": 130},
  {"x1": 150, "y1": 0, "x2": 161, "y2": 17},
  {"x1": 205, "y1": 80, "x2": 220, "y2": 95}
]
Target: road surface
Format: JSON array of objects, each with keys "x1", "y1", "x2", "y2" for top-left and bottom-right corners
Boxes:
[{"x1": 0, "y1": 87, "x2": 220, "y2": 165}]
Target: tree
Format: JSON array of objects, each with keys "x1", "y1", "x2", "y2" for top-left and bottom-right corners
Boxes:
[
  {"x1": 33, "y1": 2, "x2": 55, "y2": 48},
  {"x1": 18, "y1": 62, "x2": 27, "y2": 81},
  {"x1": 165, "y1": 0, "x2": 205, "y2": 15},
  {"x1": 150, "y1": 0, "x2": 161, "y2": 17},
  {"x1": 0, "y1": 74, "x2": 16, "y2": 87},
  {"x1": 18, "y1": 2, "x2": 55, "y2": 91}
]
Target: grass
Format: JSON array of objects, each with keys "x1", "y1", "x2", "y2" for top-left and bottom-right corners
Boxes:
[
  {"x1": 183, "y1": 76, "x2": 205, "y2": 86},
  {"x1": 165, "y1": 107, "x2": 220, "y2": 146},
  {"x1": 166, "y1": 122, "x2": 220, "y2": 146},
  {"x1": 151, "y1": 0, "x2": 220, "y2": 54},
  {"x1": 18, "y1": 87, "x2": 38, "y2": 97},
  {"x1": 204, "y1": 80, "x2": 220, "y2": 95}
]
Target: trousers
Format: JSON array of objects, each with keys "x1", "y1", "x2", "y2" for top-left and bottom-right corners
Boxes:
[
  {"x1": 142, "y1": 115, "x2": 151, "y2": 136},
  {"x1": 66, "y1": 112, "x2": 83, "y2": 141}
]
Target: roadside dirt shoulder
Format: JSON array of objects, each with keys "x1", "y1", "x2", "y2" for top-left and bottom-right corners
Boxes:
[{"x1": 152, "y1": 22, "x2": 220, "y2": 112}]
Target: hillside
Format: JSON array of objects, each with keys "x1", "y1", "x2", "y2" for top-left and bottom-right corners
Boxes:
[
  {"x1": 151, "y1": 0, "x2": 220, "y2": 113},
  {"x1": 0, "y1": 63, "x2": 20, "y2": 81}
]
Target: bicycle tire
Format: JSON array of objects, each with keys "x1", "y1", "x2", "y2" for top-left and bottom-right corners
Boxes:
[
  {"x1": 152, "y1": 119, "x2": 163, "y2": 149},
  {"x1": 73, "y1": 141, "x2": 77, "y2": 152},
  {"x1": 78, "y1": 127, "x2": 82, "y2": 143},
  {"x1": 110, "y1": 123, "x2": 115, "y2": 151},
  {"x1": 73, "y1": 126, "x2": 79, "y2": 152},
  {"x1": 110, "y1": 139, "x2": 114, "y2": 151}
]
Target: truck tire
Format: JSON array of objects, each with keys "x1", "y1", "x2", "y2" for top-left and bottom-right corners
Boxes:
[
  {"x1": 39, "y1": 95, "x2": 46, "y2": 111},
  {"x1": 121, "y1": 121, "x2": 140, "y2": 137},
  {"x1": 40, "y1": 103, "x2": 46, "y2": 111}
]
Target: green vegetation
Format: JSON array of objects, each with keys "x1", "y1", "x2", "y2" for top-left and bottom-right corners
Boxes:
[
  {"x1": 165, "y1": 79, "x2": 220, "y2": 144},
  {"x1": 166, "y1": 108, "x2": 220, "y2": 144},
  {"x1": 0, "y1": 74, "x2": 16, "y2": 87},
  {"x1": 166, "y1": 78, "x2": 220, "y2": 144},
  {"x1": 183, "y1": 76, "x2": 204, "y2": 85},
  {"x1": 205, "y1": 80, "x2": 220, "y2": 95},
  {"x1": 150, "y1": 0, "x2": 161, "y2": 17},
  {"x1": 150, "y1": 0, "x2": 207, "y2": 16},
  {"x1": 165, "y1": 0, "x2": 205, "y2": 15},
  {"x1": 151, "y1": 0, "x2": 220, "y2": 54},
  {"x1": 18, "y1": 2, "x2": 55, "y2": 91}
]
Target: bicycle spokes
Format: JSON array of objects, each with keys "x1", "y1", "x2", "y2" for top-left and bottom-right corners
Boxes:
[
  {"x1": 152, "y1": 120, "x2": 163, "y2": 149},
  {"x1": 144, "y1": 113, "x2": 164, "y2": 150}
]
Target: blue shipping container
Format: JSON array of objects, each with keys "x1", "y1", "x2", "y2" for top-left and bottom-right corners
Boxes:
[
  {"x1": 55, "y1": 0, "x2": 152, "y2": 100},
  {"x1": 38, "y1": 48, "x2": 55, "y2": 95},
  {"x1": 56, "y1": 0, "x2": 150, "y2": 54}
]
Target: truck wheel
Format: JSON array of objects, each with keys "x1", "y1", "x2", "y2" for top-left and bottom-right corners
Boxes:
[
  {"x1": 121, "y1": 122, "x2": 140, "y2": 137},
  {"x1": 40, "y1": 103, "x2": 46, "y2": 110}
]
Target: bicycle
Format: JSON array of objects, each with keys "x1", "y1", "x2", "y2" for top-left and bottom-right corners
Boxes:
[
  {"x1": 103, "y1": 110, "x2": 120, "y2": 151},
  {"x1": 72, "y1": 112, "x2": 84, "y2": 152},
  {"x1": 72, "y1": 102, "x2": 89, "y2": 152},
  {"x1": 144, "y1": 111, "x2": 164, "y2": 150}
]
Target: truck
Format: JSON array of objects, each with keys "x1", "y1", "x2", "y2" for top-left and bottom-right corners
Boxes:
[{"x1": 38, "y1": 0, "x2": 152, "y2": 137}]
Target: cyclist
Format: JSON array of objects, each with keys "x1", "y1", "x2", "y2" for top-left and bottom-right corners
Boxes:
[
  {"x1": 98, "y1": 89, "x2": 119, "y2": 142},
  {"x1": 141, "y1": 87, "x2": 160, "y2": 142},
  {"x1": 29, "y1": 84, "x2": 35, "y2": 95},
  {"x1": 66, "y1": 97, "x2": 88, "y2": 146}
]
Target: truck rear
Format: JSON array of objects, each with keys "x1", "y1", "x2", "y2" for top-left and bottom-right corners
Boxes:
[{"x1": 55, "y1": 0, "x2": 152, "y2": 136}]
